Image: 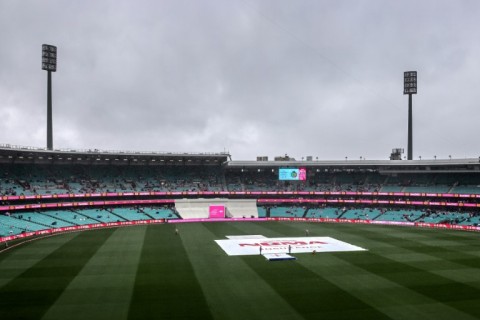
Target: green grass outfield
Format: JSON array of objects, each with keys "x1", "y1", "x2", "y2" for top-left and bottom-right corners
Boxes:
[{"x1": 1, "y1": 221, "x2": 480, "y2": 319}]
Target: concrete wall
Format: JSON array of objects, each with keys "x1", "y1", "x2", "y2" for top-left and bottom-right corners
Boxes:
[{"x1": 175, "y1": 198, "x2": 258, "y2": 219}]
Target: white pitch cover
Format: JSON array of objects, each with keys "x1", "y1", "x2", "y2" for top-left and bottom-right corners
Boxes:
[
  {"x1": 215, "y1": 236, "x2": 367, "y2": 256},
  {"x1": 263, "y1": 253, "x2": 297, "y2": 261},
  {"x1": 226, "y1": 235, "x2": 267, "y2": 240}
]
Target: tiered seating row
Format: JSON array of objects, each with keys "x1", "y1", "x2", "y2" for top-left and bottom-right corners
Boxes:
[
  {"x1": 269, "y1": 207, "x2": 306, "y2": 218},
  {"x1": 43, "y1": 210, "x2": 99, "y2": 225},
  {"x1": 110, "y1": 208, "x2": 151, "y2": 221},
  {"x1": 306, "y1": 208, "x2": 340, "y2": 219},
  {"x1": 4, "y1": 164, "x2": 480, "y2": 196},
  {"x1": 140, "y1": 207, "x2": 178, "y2": 219}
]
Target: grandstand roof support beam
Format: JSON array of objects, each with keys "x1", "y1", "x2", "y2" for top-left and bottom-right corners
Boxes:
[
  {"x1": 408, "y1": 93, "x2": 413, "y2": 160},
  {"x1": 42, "y1": 44, "x2": 57, "y2": 151},
  {"x1": 404, "y1": 71, "x2": 417, "y2": 161},
  {"x1": 47, "y1": 70, "x2": 53, "y2": 150}
]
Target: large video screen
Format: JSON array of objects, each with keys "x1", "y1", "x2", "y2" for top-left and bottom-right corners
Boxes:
[{"x1": 278, "y1": 168, "x2": 307, "y2": 181}]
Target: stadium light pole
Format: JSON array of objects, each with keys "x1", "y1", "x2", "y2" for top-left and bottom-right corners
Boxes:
[
  {"x1": 404, "y1": 71, "x2": 417, "y2": 160},
  {"x1": 42, "y1": 44, "x2": 57, "y2": 150}
]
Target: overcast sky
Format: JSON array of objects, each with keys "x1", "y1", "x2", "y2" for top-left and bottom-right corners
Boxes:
[{"x1": 1, "y1": 0, "x2": 479, "y2": 161}]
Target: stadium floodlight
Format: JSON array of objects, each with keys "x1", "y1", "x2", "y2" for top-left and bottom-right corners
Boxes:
[
  {"x1": 404, "y1": 71, "x2": 417, "y2": 160},
  {"x1": 42, "y1": 45, "x2": 57, "y2": 72},
  {"x1": 403, "y1": 71, "x2": 417, "y2": 95},
  {"x1": 42, "y1": 44, "x2": 57, "y2": 150}
]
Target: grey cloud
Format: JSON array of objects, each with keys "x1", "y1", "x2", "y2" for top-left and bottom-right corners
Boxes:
[{"x1": 1, "y1": 0, "x2": 480, "y2": 160}]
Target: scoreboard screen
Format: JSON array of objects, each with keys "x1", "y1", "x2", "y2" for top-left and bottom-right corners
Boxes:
[{"x1": 279, "y1": 168, "x2": 307, "y2": 181}]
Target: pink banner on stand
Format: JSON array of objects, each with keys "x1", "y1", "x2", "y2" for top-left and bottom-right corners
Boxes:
[{"x1": 209, "y1": 205, "x2": 225, "y2": 218}]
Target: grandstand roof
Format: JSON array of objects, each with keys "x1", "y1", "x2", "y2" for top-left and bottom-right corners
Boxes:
[
  {"x1": 0, "y1": 144, "x2": 230, "y2": 165},
  {"x1": 2, "y1": 144, "x2": 480, "y2": 173},
  {"x1": 225, "y1": 159, "x2": 480, "y2": 173}
]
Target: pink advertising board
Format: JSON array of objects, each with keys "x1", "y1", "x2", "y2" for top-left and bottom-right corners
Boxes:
[{"x1": 209, "y1": 205, "x2": 225, "y2": 219}]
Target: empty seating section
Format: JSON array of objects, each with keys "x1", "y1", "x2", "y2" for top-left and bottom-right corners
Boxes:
[
  {"x1": 110, "y1": 208, "x2": 151, "y2": 221},
  {"x1": 0, "y1": 215, "x2": 45, "y2": 232},
  {"x1": 3, "y1": 163, "x2": 480, "y2": 239},
  {"x1": 0, "y1": 215, "x2": 25, "y2": 236},
  {"x1": 366, "y1": 174, "x2": 387, "y2": 186},
  {"x1": 307, "y1": 173, "x2": 335, "y2": 192},
  {"x1": 270, "y1": 206, "x2": 306, "y2": 218},
  {"x1": 140, "y1": 207, "x2": 178, "y2": 219},
  {"x1": 2, "y1": 204, "x2": 480, "y2": 237},
  {"x1": 403, "y1": 186, "x2": 450, "y2": 193},
  {"x1": 459, "y1": 215, "x2": 480, "y2": 226},
  {"x1": 0, "y1": 206, "x2": 182, "y2": 237},
  {"x1": 380, "y1": 185, "x2": 404, "y2": 192},
  {"x1": 417, "y1": 212, "x2": 470, "y2": 224},
  {"x1": 306, "y1": 208, "x2": 340, "y2": 218},
  {"x1": 374, "y1": 210, "x2": 405, "y2": 222},
  {"x1": 0, "y1": 180, "x2": 23, "y2": 196},
  {"x1": 333, "y1": 172, "x2": 380, "y2": 192},
  {"x1": 0, "y1": 225, "x2": 23, "y2": 237},
  {"x1": 74, "y1": 209, "x2": 125, "y2": 223},
  {"x1": 340, "y1": 209, "x2": 365, "y2": 220},
  {"x1": 341, "y1": 208, "x2": 383, "y2": 220},
  {"x1": 267, "y1": 206, "x2": 477, "y2": 225},
  {"x1": 43, "y1": 210, "x2": 99, "y2": 225},
  {"x1": 227, "y1": 183, "x2": 243, "y2": 191},
  {"x1": 257, "y1": 207, "x2": 267, "y2": 218},
  {"x1": 381, "y1": 173, "x2": 455, "y2": 194},
  {"x1": 15, "y1": 212, "x2": 73, "y2": 228},
  {"x1": 451, "y1": 186, "x2": 480, "y2": 194},
  {"x1": 449, "y1": 173, "x2": 480, "y2": 192},
  {"x1": 0, "y1": 164, "x2": 224, "y2": 195},
  {"x1": 3, "y1": 164, "x2": 480, "y2": 195},
  {"x1": 375, "y1": 210, "x2": 424, "y2": 222}
]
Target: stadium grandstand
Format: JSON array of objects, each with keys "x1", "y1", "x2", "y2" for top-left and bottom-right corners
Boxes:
[{"x1": 2, "y1": 144, "x2": 480, "y2": 239}]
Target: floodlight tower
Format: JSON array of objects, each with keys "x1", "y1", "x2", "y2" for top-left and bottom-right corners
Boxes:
[
  {"x1": 42, "y1": 44, "x2": 57, "y2": 150},
  {"x1": 404, "y1": 71, "x2": 417, "y2": 160}
]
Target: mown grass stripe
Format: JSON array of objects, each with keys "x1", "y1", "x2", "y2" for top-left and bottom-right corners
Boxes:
[
  {"x1": 194, "y1": 222, "x2": 303, "y2": 320},
  {"x1": 255, "y1": 220, "x2": 316, "y2": 237},
  {"x1": 242, "y1": 254, "x2": 391, "y2": 320},
  {"x1": 299, "y1": 253, "x2": 478, "y2": 320},
  {"x1": 208, "y1": 221, "x2": 480, "y2": 319},
  {"x1": 128, "y1": 224, "x2": 213, "y2": 320},
  {"x1": 42, "y1": 226, "x2": 147, "y2": 320},
  {"x1": 280, "y1": 223, "x2": 480, "y2": 319},
  {"x1": 0, "y1": 232, "x2": 79, "y2": 288},
  {"x1": 332, "y1": 250, "x2": 480, "y2": 318},
  {"x1": 1, "y1": 221, "x2": 479, "y2": 319},
  {"x1": 0, "y1": 228, "x2": 115, "y2": 319},
  {"x1": 363, "y1": 226, "x2": 480, "y2": 269},
  {"x1": 350, "y1": 226, "x2": 480, "y2": 317},
  {"x1": 347, "y1": 225, "x2": 480, "y2": 287},
  {"x1": 203, "y1": 222, "x2": 390, "y2": 319}
]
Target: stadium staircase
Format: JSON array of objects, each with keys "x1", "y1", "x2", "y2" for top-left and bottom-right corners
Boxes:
[
  {"x1": 0, "y1": 215, "x2": 46, "y2": 232},
  {"x1": 337, "y1": 209, "x2": 348, "y2": 219},
  {"x1": 302, "y1": 210, "x2": 309, "y2": 218},
  {"x1": 0, "y1": 222, "x2": 24, "y2": 237},
  {"x1": 71, "y1": 210, "x2": 104, "y2": 223},
  {"x1": 137, "y1": 208, "x2": 156, "y2": 220},
  {"x1": 105, "y1": 209, "x2": 128, "y2": 221},
  {"x1": 172, "y1": 208, "x2": 182, "y2": 219},
  {"x1": 221, "y1": 174, "x2": 228, "y2": 191},
  {"x1": 41, "y1": 211, "x2": 79, "y2": 226},
  {"x1": 17, "y1": 216, "x2": 52, "y2": 229}
]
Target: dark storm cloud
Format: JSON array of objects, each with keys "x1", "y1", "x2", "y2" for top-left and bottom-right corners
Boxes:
[{"x1": 1, "y1": 0, "x2": 480, "y2": 160}]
